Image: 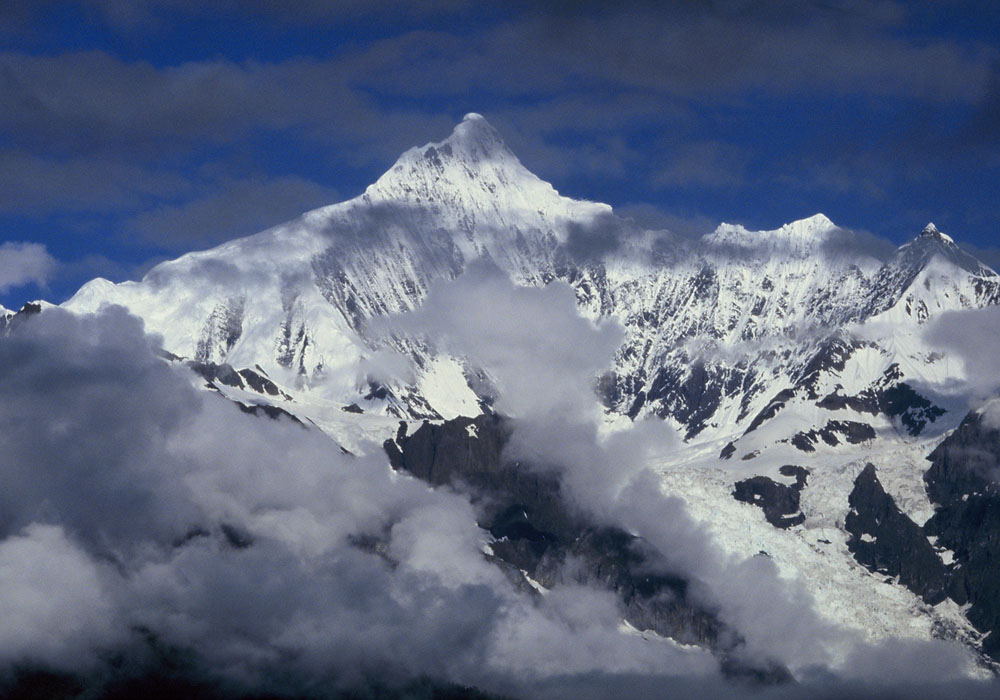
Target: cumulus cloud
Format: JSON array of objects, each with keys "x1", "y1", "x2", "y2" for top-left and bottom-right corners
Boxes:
[
  {"x1": 923, "y1": 305, "x2": 1000, "y2": 402},
  {"x1": 0, "y1": 305, "x2": 499, "y2": 679},
  {"x1": 382, "y1": 260, "x2": 623, "y2": 423},
  {"x1": 980, "y1": 399, "x2": 1000, "y2": 431},
  {"x1": 614, "y1": 203, "x2": 715, "y2": 237},
  {"x1": 0, "y1": 524, "x2": 119, "y2": 668},
  {"x1": 0, "y1": 242, "x2": 56, "y2": 293},
  {"x1": 0, "y1": 305, "x2": 720, "y2": 696},
  {"x1": 0, "y1": 283, "x2": 995, "y2": 698},
  {"x1": 379, "y1": 265, "x2": 898, "y2": 677},
  {"x1": 564, "y1": 212, "x2": 634, "y2": 262}
]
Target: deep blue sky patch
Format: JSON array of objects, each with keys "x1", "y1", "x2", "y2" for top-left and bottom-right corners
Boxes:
[{"x1": 1, "y1": 0, "x2": 999, "y2": 307}]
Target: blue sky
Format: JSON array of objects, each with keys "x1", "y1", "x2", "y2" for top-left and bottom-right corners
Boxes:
[{"x1": 1, "y1": 0, "x2": 999, "y2": 308}]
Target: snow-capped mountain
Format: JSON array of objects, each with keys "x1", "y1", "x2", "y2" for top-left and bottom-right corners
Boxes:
[
  {"x1": 59, "y1": 114, "x2": 1000, "y2": 672},
  {"x1": 65, "y1": 114, "x2": 999, "y2": 436}
]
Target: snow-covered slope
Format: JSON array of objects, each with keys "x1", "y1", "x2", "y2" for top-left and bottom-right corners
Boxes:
[
  {"x1": 66, "y1": 114, "x2": 608, "y2": 417},
  {"x1": 59, "y1": 114, "x2": 1000, "y2": 672},
  {"x1": 65, "y1": 116, "x2": 1000, "y2": 436}
]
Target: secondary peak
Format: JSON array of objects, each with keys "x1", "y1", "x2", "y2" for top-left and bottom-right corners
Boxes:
[{"x1": 782, "y1": 213, "x2": 836, "y2": 234}]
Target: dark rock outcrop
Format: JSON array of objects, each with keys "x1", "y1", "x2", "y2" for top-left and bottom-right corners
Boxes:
[
  {"x1": 817, "y1": 365, "x2": 944, "y2": 436},
  {"x1": 743, "y1": 388, "x2": 796, "y2": 435},
  {"x1": 836, "y1": 417, "x2": 1000, "y2": 661},
  {"x1": 235, "y1": 400, "x2": 304, "y2": 425},
  {"x1": 845, "y1": 464, "x2": 948, "y2": 605},
  {"x1": 923, "y1": 409, "x2": 1000, "y2": 659},
  {"x1": 719, "y1": 441, "x2": 737, "y2": 460},
  {"x1": 385, "y1": 414, "x2": 790, "y2": 682},
  {"x1": 732, "y1": 465, "x2": 808, "y2": 529},
  {"x1": 791, "y1": 420, "x2": 876, "y2": 452},
  {"x1": 188, "y1": 361, "x2": 288, "y2": 399}
]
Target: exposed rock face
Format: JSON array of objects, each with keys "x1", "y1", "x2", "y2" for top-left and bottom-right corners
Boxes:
[
  {"x1": 790, "y1": 421, "x2": 875, "y2": 452},
  {"x1": 732, "y1": 465, "x2": 808, "y2": 528},
  {"x1": 924, "y1": 410, "x2": 1000, "y2": 658},
  {"x1": 834, "y1": 423, "x2": 1000, "y2": 661},
  {"x1": 925, "y1": 410, "x2": 1000, "y2": 504},
  {"x1": 845, "y1": 464, "x2": 948, "y2": 605},
  {"x1": 384, "y1": 414, "x2": 790, "y2": 682},
  {"x1": 815, "y1": 365, "x2": 946, "y2": 436},
  {"x1": 233, "y1": 400, "x2": 304, "y2": 425},
  {"x1": 188, "y1": 360, "x2": 287, "y2": 398}
]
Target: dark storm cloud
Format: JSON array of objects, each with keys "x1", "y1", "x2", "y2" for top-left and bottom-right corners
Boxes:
[
  {"x1": 72, "y1": 0, "x2": 477, "y2": 32},
  {"x1": 348, "y1": 2, "x2": 992, "y2": 103},
  {"x1": 0, "y1": 51, "x2": 313, "y2": 153},
  {"x1": 651, "y1": 141, "x2": 751, "y2": 190},
  {"x1": 3, "y1": 2, "x2": 993, "y2": 161},
  {"x1": 0, "y1": 50, "x2": 452, "y2": 162}
]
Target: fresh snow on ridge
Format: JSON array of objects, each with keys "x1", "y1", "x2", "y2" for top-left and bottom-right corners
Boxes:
[{"x1": 703, "y1": 213, "x2": 842, "y2": 257}]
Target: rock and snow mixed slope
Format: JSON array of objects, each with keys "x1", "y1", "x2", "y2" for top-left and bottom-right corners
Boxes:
[
  {"x1": 64, "y1": 116, "x2": 999, "y2": 441},
  {"x1": 59, "y1": 114, "x2": 1000, "y2": 672}
]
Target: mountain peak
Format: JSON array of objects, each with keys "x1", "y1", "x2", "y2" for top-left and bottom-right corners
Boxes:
[
  {"x1": 890, "y1": 221, "x2": 988, "y2": 278},
  {"x1": 704, "y1": 213, "x2": 838, "y2": 257},
  {"x1": 786, "y1": 213, "x2": 835, "y2": 232},
  {"x1": 369, "y1": 112, "x2": 520, "y2": 189},
  {"x1": 919, "y1": 222, "x2": 955, "y2": 244},
  {"x1": 443, "y1": 112, "x2": 509, "y2": 160},
  {"x1": 363, "y1": 112, "x2": 574, "y2": 216}
]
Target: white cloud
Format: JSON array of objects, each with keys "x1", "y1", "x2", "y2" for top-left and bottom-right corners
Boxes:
[
  {"x1": 923, "y1": 305, "x2": 1000, "y2": 402},
  {"x1": 0, "y1": 241, "x2": 56, "y2": 293},
  {"x1": 382, "y1": 260, "x2": 623, "y2": 423},
  {"x1": 0, "y1": 524, "x2": 119, "y2": 668}
]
